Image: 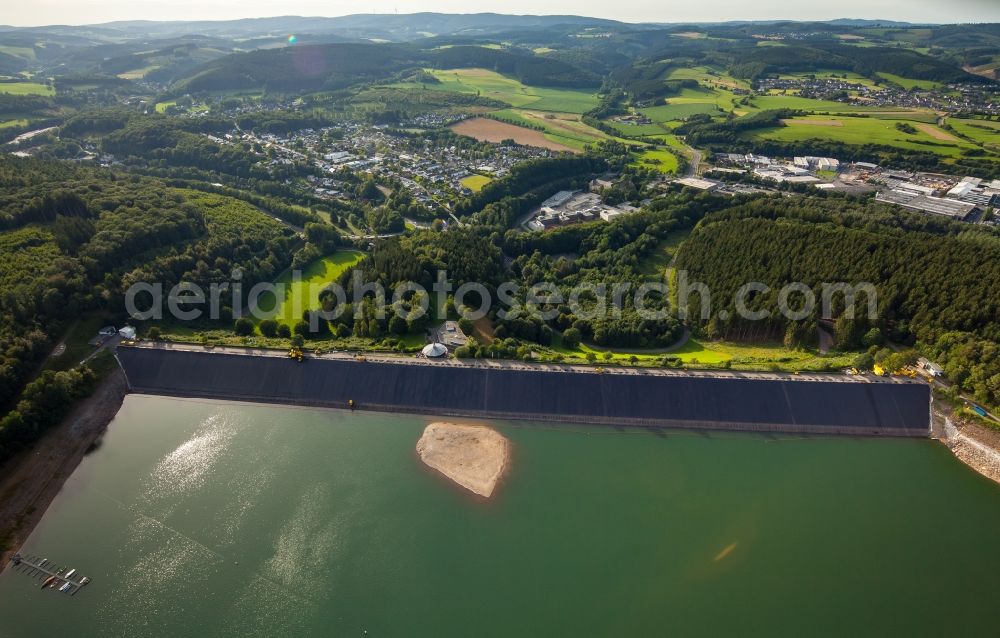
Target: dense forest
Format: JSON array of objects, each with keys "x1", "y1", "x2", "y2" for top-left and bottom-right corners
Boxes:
[
  {"x1": 675, "y1": 197, "x2": 1000, "y2": 405},
  {"x1": 176, "y1": 41, "x2": 603, "y2": 93},
  {"x1": 721, "y1": 43, "x2": 987, "y2": 84},
  {"x1": 0, "y1": 155, "x2": 300, "y2": 461},
  {"x1": 326, "y1": 191, "x2": 722, "y2": 351}
]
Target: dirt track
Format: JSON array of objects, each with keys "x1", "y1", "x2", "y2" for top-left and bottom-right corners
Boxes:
[{"x1": 916, "y1": 123, "x2": 960, "y2": 142}]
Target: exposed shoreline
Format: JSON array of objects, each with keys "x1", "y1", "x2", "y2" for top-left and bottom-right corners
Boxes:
[
  {"x1": 416, "y1": 422, "x2": 510, "y2": 498},
  {"x1": 0, "y1": 369, "x2": 127, "y2": 573},
  {"x1": 0, "y1": 362, "x2": 995, "y2": 574},
  {"x1": 943, "y1": 419, "x2": 1000, "y2": 486}
]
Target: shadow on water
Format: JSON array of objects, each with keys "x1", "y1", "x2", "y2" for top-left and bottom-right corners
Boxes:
[{"x1": 84, "y1": 436, "x2": 104, "y2": 455}]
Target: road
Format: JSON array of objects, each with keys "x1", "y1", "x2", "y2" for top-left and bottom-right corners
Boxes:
[
  {"x1": 684, "y1": 146, "x2": 703, "y2": 178},
  {"x1": 123, "y1": 340, "x2": 919, "y2": 385},
  {"x1": 83, "y1": 334, "x2": 121, "y2": 365}
]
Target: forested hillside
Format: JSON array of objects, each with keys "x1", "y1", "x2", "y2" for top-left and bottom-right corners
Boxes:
[
  {"x1": 675, "y1": 198, "x2": 1000, "y2": 405},
  {"x1": 0, "y1": 156, "x2": 299, "y2": 461},
  {"x1": 177, "y1": 41, "x2": 603, "y2": 93}
]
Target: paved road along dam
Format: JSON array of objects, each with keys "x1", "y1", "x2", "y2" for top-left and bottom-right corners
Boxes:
[{"x1": 116, "y1": 347, "x2": 931, "y2": 436}]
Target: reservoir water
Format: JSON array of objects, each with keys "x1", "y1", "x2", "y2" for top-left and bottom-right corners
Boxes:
[{"x1": 1, "y1": 394, "x2": 999, "y2": 636}]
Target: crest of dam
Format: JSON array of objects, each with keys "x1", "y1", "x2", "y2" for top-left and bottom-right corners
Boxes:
[{"x1": 115, "y1": 347, "x2": 931, "y2": 437}]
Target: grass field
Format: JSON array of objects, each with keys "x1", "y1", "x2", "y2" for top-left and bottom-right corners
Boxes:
[
  {"x1": 254, "y1": 251, "x2": 366, "y2": 327},
  {"x1": 641, "y1": 101, "x2": 722, "y2": 122},
  {"x1": 747, "y1": 94, "x2": 897, "y2": 113},
  {"x1": 667, "y1": 339, "x2": 854, "y2": 369},
  {"x1": 632, "y1": 148, "x2": 679, "y2": 173},
  {"x1": 548, "y1": 335, "x2": 854, "y2": 370},
  {"x1": 0, "y1": 82, "x2": 54, "y2": 96},
  {"x1": 632, "y1": 148, "x2": 680, "y2": 173},
  {"x1": 876, "y1": 73, "x2": 942, "y2": 90},
  {"x1": 777, "y1": 70, "x2": 881, "y2": 89},
  {"x1": 750, "y1": 114, "x2": 979, "y2": 157},
  {"x1": 630, "y1": 134, "x2": 691, "y2": 174},
  {"x1": 665, "y1": 66, "x2": 750, "y2": 90},
  {"x1": 604, "y1": 119, "x2": 671, "y2": 136},
  {"x1": 460, "y1": 174, "x2": 492, "y2": 191},
  {"x1": 949, "y1": 117, "x2": 1000, "y2": 149},
  {"x1": 867, "y1": 110, "x2": 940, "y2": 123},
  {"x1": 0, "y1": 118, "x2": 29, "y2": 129},
  {"x1": 117, "y1": 65, "x2": 161, "y2": 80},
  {"x1": 395, "y1": 68, "x2": 599, "y2": 114},
  {"x1": 0, "y1": 45, "x2": 36, "y2": 60}
]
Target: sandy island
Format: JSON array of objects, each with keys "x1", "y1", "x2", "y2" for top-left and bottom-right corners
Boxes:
[{"x1": 416, "y1": 422, "x2": 510, "y2": 498}]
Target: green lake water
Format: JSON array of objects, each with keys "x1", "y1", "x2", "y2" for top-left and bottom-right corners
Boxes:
[{"x1": 1, "y1": 395, "x2": 999, "y2": 637}]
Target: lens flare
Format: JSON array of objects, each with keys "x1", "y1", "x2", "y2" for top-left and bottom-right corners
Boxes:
[{"x1": 287, "y1": 35, "x2": 297, "y2": 44}]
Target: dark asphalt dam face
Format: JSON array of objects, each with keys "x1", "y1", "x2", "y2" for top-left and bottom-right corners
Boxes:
[{"x1": 115, "y1": 348, "x2": 931, "y2": 437}]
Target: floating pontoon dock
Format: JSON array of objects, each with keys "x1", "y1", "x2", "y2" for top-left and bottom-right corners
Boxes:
[{"x1": 8, "y1": 554, "x2": 91, "y2": 595}]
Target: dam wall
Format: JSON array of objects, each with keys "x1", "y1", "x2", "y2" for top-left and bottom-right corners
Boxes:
[{"x1": 116, "y1": 347, "x2": 931, "y2": 437}]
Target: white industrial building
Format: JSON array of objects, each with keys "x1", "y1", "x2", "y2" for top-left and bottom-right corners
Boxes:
[
  {"x1": 876, "y1": 190, "x2": 976, "y2": 220},
  {"x1": 674, "y1": 177, "x2": 719, "y2": 191},
  {"x1": 540, "y1": 190, "x2": 576, "y2": 208}
]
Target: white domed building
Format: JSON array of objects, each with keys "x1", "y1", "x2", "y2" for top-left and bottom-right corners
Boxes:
[{"x1": 421, "y1": 343, "x2": 448, "y2": 358}]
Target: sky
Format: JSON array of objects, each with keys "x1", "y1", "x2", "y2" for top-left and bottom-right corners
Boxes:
[{"x1": 5, "y1": 0, "x2": 1000, "y2": 28}]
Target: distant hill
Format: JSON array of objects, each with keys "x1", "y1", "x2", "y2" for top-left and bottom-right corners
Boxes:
[
  {"x1": 826, "y1": 18, "x2": 920, "y2": 27},
  {"x1": 174, "y1": 40, "x2": 604, "y2": 93},
  {"x1": 177, "y1": 42, "x2": 420, "y2": 93},
  {"x1": 17, "y1": 13, "x2": 633, "y2": 42}
]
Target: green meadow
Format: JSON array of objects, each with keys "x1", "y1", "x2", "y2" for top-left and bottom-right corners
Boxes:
[
  {"x1": 665, "y1": 66, "x2": 751, "y2": 90},
  {"x1": 254, "y1": 251, "x2": 366, "y2": 327},
  {"x1": 0, "y1": 45, "x2": 35, "y2": 60},
  {"x1": 604, "y1": 119, "x2": 671, "y2": 136},
  {"x1": 460, "y1": 174, "x2": 492, "y2": 191},
  {"x1": 632, "y1": 148, "x2": 679, "y2": 173},
  {"x1": 395, "y1": 68, "x2": 599, "y2": 114},
  {"x1": 0, "y1": 82, "x2": 54, "y2": 96},
  {"x1": 777, "y1": 70, "x2": 881, "y2": 88},
  {"x1": 750, "y1": 115, "x2": 979, "y2": 157},
  {"x1": 949, "y1": 118, "x2": 1000, "y2": 149},
  {"x1": 0, "y1": 118, "x2": 30, "y2": 129},
  {"x1": 641, "y1": 101, "x2": 722, "y2": 122},
  {"x1": 876, "y1": 73, "x2": 942, "y2": 90},
  {"x1": 548, "y1": 335, "x2": 852, "y2": 370},
  {"x1": 629, "y1": 134, "x2": 688, "y2": 173},
  {"x1": 747, "y1": 94, "x2": 897, "y2": 113}
]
